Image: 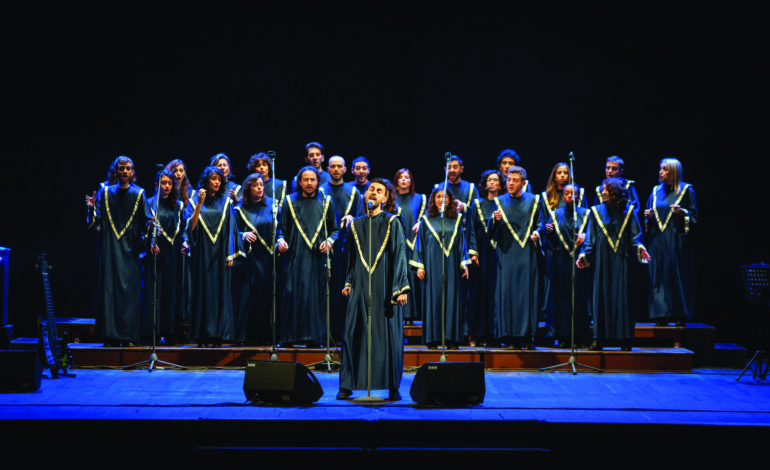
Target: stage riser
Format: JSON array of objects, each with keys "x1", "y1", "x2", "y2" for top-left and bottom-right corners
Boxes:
[{"x1": 67, "y1": 345, "x2": 693, "y2": 372}]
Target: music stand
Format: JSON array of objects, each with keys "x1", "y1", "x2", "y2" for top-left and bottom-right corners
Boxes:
[{"x1": 737, "y1": 264, "x2": 770, "y2": 381}]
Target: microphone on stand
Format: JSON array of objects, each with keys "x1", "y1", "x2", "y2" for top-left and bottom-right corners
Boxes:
[{"x1": 367, "y1": 200, "x2": 374, "y2": 214}]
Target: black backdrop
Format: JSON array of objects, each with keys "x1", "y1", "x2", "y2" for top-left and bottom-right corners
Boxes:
[{"x1": 3, "y1": 9, "x2": 765, "y2": 344}]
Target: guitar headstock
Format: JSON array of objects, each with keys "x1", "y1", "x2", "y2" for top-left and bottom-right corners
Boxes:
[{"x1": 35, "y1": 253, "x2": 51, "y2": 274}]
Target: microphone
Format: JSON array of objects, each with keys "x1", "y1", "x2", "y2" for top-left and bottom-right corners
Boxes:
[
  {"x1": 368, "y1": 200, "x2": 374, "y2": 211},
  {"x1": 569, "y1": 151, "x2": 575, "y2": 161},
  {"x1": 445, "y1": 152, "x2": 452, "y2": 162},
  {"x1": 267, "y1": 150, "x2": 276, "y2": 159}
]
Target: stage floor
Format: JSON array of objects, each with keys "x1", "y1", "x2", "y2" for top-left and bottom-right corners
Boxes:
[
  {"x1": 3, "y1": 367, "x2": 769, "y2": 466},
  {"x1": 2, "y1": 367, "x2": 769, "y2": 425}
]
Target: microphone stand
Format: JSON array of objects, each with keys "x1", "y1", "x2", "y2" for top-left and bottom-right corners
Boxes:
[
  {"x1": 125, "y1": 171, "x2": 185, "y2": 372},
  {"x1": 354, "y1": 200, "x2": 385, "y2": 403},
  {"x1": 438, "y1": 152, "x2": 451, "y2": 363},
  {"x1": 268, "y1": 151, "x2": 279, "y2": 361},
  {"x1": 309, "y1": 186, "x2": 340, "y2": 371},
  {"x1": 541, "y1": 152, "x2": 601, "y2": 374}
]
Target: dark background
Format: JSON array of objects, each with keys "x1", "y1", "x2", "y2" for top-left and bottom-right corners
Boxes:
[{"x1": 2, "y1": 8, "x2": 766, "y2": 345}]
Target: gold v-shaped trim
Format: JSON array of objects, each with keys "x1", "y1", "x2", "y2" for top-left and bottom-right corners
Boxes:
[
  {"x1": 235, "y1": 206, "x2": 274, "y2": 255},
  {"x1": 590, "y1": 204, "x2": 635, "y2": 253},
  {"x1": 551, "y1": 209, "x2": 589, "y2": 256},
  {"x1": 493, "y1": 194, "x2": 540, "y2": 249},
  {"x1": 149, "y1": 200, "x2": 182, "y2": 245},
  {"x1": 422, "y1": 214, "x2": 463, "y2": 258},
  {"x1": 400, "y1": 194, "x2": 427, "y2": 250},
  {"x1": 474, "y1": 198, "x2": 497, "y2": 249},
  {"x1": 198, "y1": 197, "x2": 231, "y2": 245},
  {"x1": 351, "y1": 214, "x2": 396, "y2": 274},
  {"x1": 104, "y1": 186, "x2": 144, "y2": 240},
  {"x1": 652, "y1": 184, "x2": 691, "y2": 233},
  {"x1": 342, "y1": 186, "x2": 357, "y2": 218},
  {"x1": 286, "y1": 195, "x2": 331, "y2": 249}
]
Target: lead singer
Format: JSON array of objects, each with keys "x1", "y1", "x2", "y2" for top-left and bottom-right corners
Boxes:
[{"x1": 338, "y1": 178, "x2": 410, "y2": 401}]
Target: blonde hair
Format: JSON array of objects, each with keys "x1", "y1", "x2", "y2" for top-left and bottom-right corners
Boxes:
[{"x1": 660, "y1": 158, "x2": 683, "y2": 194}]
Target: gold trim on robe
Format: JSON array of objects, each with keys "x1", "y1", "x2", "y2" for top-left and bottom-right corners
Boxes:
[
  {"x1": 105, "y1": 186, "x2": 145, "y2": 240},
  {"x1": 493, "y1": 194, "x2": 541, "y2": 249}
]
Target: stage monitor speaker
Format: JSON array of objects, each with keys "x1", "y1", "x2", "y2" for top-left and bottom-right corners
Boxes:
[
  {"x1": 410, "y1": 362, "x2": 485, "y2": 405},
  {"x1": 243, "y1": 360, "x2": 324, "y2": 404},
  {"x1": 0, "y1": 350, "x2": 41, "y2": 392}
]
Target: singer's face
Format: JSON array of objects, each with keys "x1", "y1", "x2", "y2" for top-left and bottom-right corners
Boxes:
[
  {"x1": 172, "y1": 164, "x2": 186, "y2": 183},
  {"x1": 117, "y1": 163, "x2": 134, "y2": 183},
  {"x1": 397, "y1": 172, "x2": 411, "y2": 192},
  {"x1": 249, "y1": 178, "x2": 264, "y2": 201},
  {"x1": 159, "y1": 176, "x2": 174, "y2": 198},
  {"x1": 446, "y1": 161, "x2": 463, "y2": 183},
  {"x1": 563, "y1": 187, "x2": 574, "y2": 205},
  {"x1": 299, "y1": 170, "x2": 318, "y2": 197},
  {"x1": 555, "y1": 166, "x2": 570, "y2": 188},
  {"x1": 601, "y1": 184, "x2": 609, "y2": 202},
  {"x1": 605, "y1": 161, "x2": 622, "y2": 178},
  {"x1": 366, "y1": 182, "x2": 388, "y2": 208},
  {"x1": 215, "y1": 158, "x2": 231, "y2": 177},
  {"x1": 306, "y1": 147, "x2": 324, "y2": 169},
  {"x1": 208, "y1": 173, "x2": 222, "y2": 193},
  {"x1": 254, "y1": 160, "x2": 270, "y2": 178},
  {"x1": 659, "y1": 163, "x2": 673, "y2": 185},
  {"x1": 353, "y1": 161, "x2": 369, "y2": 183},
  {"x1": 499, "y1": 157, "x2": 516, "y2": 175},
  {"x1": 507, "y1": 173, "x2": 524, "y2": 196},
  {"x1": 328, "y1": 157, "x2": 346, "y2": 181},
  {"x1": 486, "y1": 173, "x2": 500, "y2": 193},
  {"x1": 434, "y1": 191, "x2": 447, "y2": 210}
]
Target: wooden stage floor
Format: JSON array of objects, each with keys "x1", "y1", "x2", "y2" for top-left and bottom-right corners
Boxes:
[{"x1": 2, "y1": 366, "x2": 769, "y2": 466}]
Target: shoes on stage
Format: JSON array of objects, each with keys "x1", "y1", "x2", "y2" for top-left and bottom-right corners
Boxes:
[
  {"x1": 588, "y1": 340, "x2": 603, "y2": 351},
  {"x1": 336, "y1": 388, "x2": 352, "y2": 400},
  {"x1": 522, "y1": 342, "x2": 535, "y2": 351},
  {"x1": 675, "y1": 318, "x2": 686, "y2": 327},
  {"x1": 621, "y1": 342, "x2": 632, "y2": 352},
  {"x1": 405, "y1": 320, "x2": 414, "y2": 326},
  {"x1": 388, "y1": 389, "x2": 402, "y2": 401},
  {"x1": 448, "y1": 343, "x2": 459, "y2": 350}
]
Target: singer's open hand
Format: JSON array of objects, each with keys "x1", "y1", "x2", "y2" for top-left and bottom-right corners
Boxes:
[
  {"x1": 396, "y1": 294, "x2": 407, "y2": 306},
  {"x1": 85, "y1": 191, "x2": 96, "y2": 207}
]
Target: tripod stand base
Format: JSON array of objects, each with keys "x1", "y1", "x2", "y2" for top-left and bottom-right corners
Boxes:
[
  {"x1": 540, "y1": 354, "x2": 603, "y2": 374},
  {"x1": 123, "y1": 352, "x2": 186, "y2": 372}
]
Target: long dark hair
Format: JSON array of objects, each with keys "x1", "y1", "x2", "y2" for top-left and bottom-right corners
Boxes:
[
  {"x1": 427, "y1": 185, "x2": 458, "y2": 219},
  {"x1": 154, "y1": 169, "x2": 179, "y2": 208},
  {"x1": 241, "y1": 173, "x2": 267, "y2": 207},
  {"x1": 165, "y1": 159, "x2": 192, "y2": 206},
  {"x1": 602, "y1": 177, "x2": 628, "y2": 210},
  {"x1": 478, "y1": 170, "x2": 502, "y2": 199},
  {"x1": 197, "y1": 166, "x2": 226, "y2": 198}
]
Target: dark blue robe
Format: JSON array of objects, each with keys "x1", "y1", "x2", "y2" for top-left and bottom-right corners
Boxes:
[
  {"x1": 322, "y1": 181, "x2": 361, "y2": 340},
  {"x1": 543, "y1": 205, "x2": 591, "y2": 341},
  {"x1": 646, "y1": 183, "x2": 697, "y2": 320},
  {"x1": 233, "y1": 197, "x2": 280, "y2": 345},
  {"x1": 88, "y1": 184, "x2": 150, "y2": 344},
  {"x1": 396, "y1": 192, "x2": 427, "y2": 322},
  {"x1": 340, "y1": 212, "x2": 410, "y2": 391},
  {"x1": 579, "y1": 203, "x2": 646, "y2": 342},
  {"x1": 279, "y1": 192, "x2": 339, "y2": 345},
  {"x1": 410, "y1": 214, "x2": 470, "y2": 345},
  {"x1": 466, "y1": 198, "x2": 498, "y2": 340},
  {"x1": 142, "y1": 196, "x2": 184, "y2": 340},
  {"x1": 487, "y1": 193, "x2": 543, "y2": 341},
  {"x1": 186, "y1": 194, "x2": 244, "y2": 343}
]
